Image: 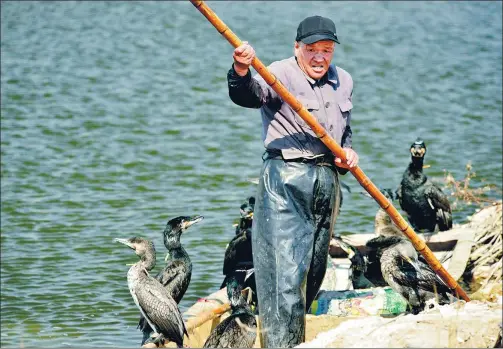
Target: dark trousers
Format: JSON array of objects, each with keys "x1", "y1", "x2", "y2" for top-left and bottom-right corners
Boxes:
[{"x1": 252, "y1": 157, "x2": 341, "y2": 348}]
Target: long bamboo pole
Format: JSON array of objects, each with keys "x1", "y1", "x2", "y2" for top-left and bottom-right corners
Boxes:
[
  {"x1": 189, "y1": 0, "x2": 470, "y2": 302},
  {"x1": 185, "y1": 302, "x2": 231, "y2": 332}
]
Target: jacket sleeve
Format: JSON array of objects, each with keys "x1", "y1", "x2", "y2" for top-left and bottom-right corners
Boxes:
[{"x1": 227, "y1": 64, "x2": 280, "y2": 109}]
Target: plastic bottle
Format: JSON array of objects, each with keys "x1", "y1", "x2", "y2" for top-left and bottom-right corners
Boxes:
[{"x1": 310, "y1": 287, "x2": 409, "y2": 317}]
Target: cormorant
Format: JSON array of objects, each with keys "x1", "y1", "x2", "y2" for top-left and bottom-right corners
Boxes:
[
  {"x1": 334, "y1": 236, "x2": 387, "y2": 289},
  {"x1": 156, "y1": 215, "x2": 203, "y2": 302},
  {"x1": 139, "y1": 215, "x2": 203, "y2": 345},
  {"x1": 220, "y1": 229, "x2": 255, "y2": 288},
  {"x1": 234, "y1": 196, "x2": 255, "y2": 235},
  {"x1": 204, "y1": 275, "x2": 257, "y2": 348},
  {"x1": 366, "y1": 235, "x2": 456, "y2": 314},
  {"x1": 335, "y1": 189, "x2": 400, "y2": 289},
  {"x1": 396, "y1": 138, "x2": 453, "y2": 232},
  {"x1": 220, "y1": 197, "x2": 256, "y2": 308},
  {"x1": 115, "y1": 237, "x2": 187, "y2": 347}
]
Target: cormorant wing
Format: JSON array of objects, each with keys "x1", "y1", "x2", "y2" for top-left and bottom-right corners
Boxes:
[
  {"x1": 155, "y1": 259, "x2": 186, "y2": 288},
  {"x1": 135, "y1": 280, "x2": 187, "y2": 345},
  {"x1": 366, "y1": 235, "x2": 404, "y2": 250},
  {"x1": 226, "y1": 314, "x2": 257, "y2": 348},
  {"x1": 417, "y1": 256, "x2": 453, "y2": 294},
  {"x1": 203, "y1": 313, "x2": 257, "y2": 348},
  {"x1": 393, "y1": 258, "x2": 452, "y2": 298},
  {"x1": 424, "y1": 182, "x2": 452, "y2": 230},
  {"x1": 395, "y1": 184, "x2": 403, "y2": 206},
  {"x1": 223, "y1": 231, "x2": 249, "y2": 275},
  {"x1": 389, "y1": 260, "x2": 423, "y2": 288},
  {"x1": 395, "y1": 184, "x2": 414, "y2": 222},
  {"x1": 424, "y1": 182, "x2": 451, "y2": 212},
  {"x1": 203, "y1": 316, "x2": 232, "y2": 347}
]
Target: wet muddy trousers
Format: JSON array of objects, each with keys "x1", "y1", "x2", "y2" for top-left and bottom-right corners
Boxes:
[{"x1": 252, "y1": 158, "x2": 341, "y2": 347}]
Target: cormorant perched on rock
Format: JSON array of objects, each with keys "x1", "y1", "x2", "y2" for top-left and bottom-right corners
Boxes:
[
  {"x1": 366, "y1": 235, "x2": 456, "y2": 314},
  {"x1": 115, "y1": 237, "x2": 187, "y2": 347},
  {"x1": 139, "y1": 215, "x2": 203, "y2": 345},
  {"x1": 204, "y1": 275, "x2": 257, "y2": 348},
  {"x1": 396, "y1": 138, "x2": 452, "y2": 232},
  {"x1": 220, "y1": 197, "x2": 256, "y2": 308}
]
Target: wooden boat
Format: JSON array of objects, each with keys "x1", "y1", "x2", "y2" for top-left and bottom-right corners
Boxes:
[
  {"x1": 329, "y1": 225, "x2": 477, "y2": 282},
  {"x1": 177, "y1": 288, "x2": 374, "y2": 348},
  {"x1": 330, "y1": 227, "x2": 470, "y2": 259},
  {"x1": 147, "y1": 225, "x2": 477, "y2": 348}
]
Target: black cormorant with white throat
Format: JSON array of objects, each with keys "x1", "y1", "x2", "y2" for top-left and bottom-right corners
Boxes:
[
  {"x1": 220, "y1": 197, "x2": 256, "y2": 308},
  {"x1": 156, "y1": 215, "x2": 203, "y2": 302},
  {"x1": 396, "y1": 138, "x2": 452, "y2": 232},
  {"x1": 115, "y1": 236, "x2": 187, "y2": 347},
  {"x1": 139, "y1": 215, "x2": 203, "y2": 345}
]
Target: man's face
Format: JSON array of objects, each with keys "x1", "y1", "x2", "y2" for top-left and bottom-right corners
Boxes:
[{"x1": 294, "y1": 40, "x2": 335, "y2": 80}]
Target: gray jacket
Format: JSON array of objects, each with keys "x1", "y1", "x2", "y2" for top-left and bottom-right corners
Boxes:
[{"x1": 228, "y1": 56, "x2": 353, "y2": 159}]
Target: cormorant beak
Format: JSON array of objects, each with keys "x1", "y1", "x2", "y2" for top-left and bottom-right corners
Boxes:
[
  {"x1": 115, "y1": 238, "x2": 135, "y2": 250},
  {"x1": 240, "y1": 208, "x2": 254, "y2": 219},
  {"x1": 334, "y1": 237, "x2": 355, "y2": 259},
  {"x1": 410, "y1": 147, "x2": 426, "y2": 158},
  {"x1": 345, "y1": 249, "x2": 356, "y2": 259},
  {"x1": 182, "y1": 215, "x2": 204, "y2": 230},
  {"x1": 402, "y1": 255, "x2": 421, "y2": 273},
  {"x1": 241, "y1": 287, "x2": 253, "y2": 304},
  {"x1": 239, "y1": 212, "x2": 254, "y2": 219}
]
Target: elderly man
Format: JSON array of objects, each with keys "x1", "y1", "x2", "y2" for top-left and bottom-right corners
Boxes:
[{"x1": 227, "y1": 15, "x2": 359, "y2": 347}]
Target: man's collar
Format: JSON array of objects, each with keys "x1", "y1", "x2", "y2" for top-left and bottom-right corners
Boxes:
[{"x1": 327, "y1": 65, "x2": 338, "y2": 85}]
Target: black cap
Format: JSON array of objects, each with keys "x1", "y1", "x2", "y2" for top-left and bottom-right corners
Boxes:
[{"x1": 296, "y1": 16, "x2": 340, "y2": 45}]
